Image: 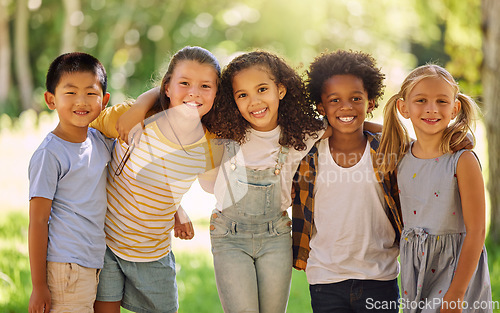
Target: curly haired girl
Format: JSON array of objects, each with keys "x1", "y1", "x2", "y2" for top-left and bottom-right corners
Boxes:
[{"x1": 208, "y1": 50, "x2": 327, "y2": 313}]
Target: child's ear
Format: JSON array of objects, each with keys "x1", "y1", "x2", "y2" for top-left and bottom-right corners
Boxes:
[
  {"x1": 102, "y1": 92, "x2": 111, "y2": 110},
  {"x1": 397, "y1": 98, "x2": 410, "y2": 119},
  {"x1": 165, "y1": 83, "x2": 170, "y2": 98},
  {"x1": 451, "y1": 98, "x2": 461, "y2": 119},
  {"x1": 367, "y1": 99, "x2": 376, "y2": 114},
  {"x1": 44, "y1": 91, "x2": 56, "y2": 110},
  {"x1": 317, "y1": 102, "x2": 325, "y2": 115},
  {"x1": 278, "y1": 84, "x2": 286, "y2": 100}
]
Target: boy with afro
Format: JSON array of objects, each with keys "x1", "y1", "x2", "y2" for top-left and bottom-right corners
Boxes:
[{"x1": 292, "y1": 50, "x2": 402, "y2": 313}]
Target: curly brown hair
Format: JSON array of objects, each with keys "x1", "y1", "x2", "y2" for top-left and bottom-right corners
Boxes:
[
  {"x1": 306, "y1": 50, "x2": 385, "y2": 118},
  {"x1": 210, "y1": 50, "x2": 324, "y2": 151}
]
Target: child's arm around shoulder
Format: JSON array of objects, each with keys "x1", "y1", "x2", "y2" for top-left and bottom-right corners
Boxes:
[
  {"x1": 28, "y1": 197, "x2": 52, "y2": 313},
  {"x1": 90, "y1": 102, "x2": 133, "y2": 139},
  {"x1": 442, "y1": 150, "x2": 485, "y2": 312},
  {"x1": 115, "y1": 87, "x2": 160, "y2": 144}
]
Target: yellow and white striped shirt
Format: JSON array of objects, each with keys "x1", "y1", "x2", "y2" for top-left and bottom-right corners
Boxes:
[{"x1": 92, "y1": 104, "x2": 222, "y2": 262}]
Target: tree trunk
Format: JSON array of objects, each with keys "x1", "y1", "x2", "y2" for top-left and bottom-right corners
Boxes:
[
  {"x1": 61, "y1": 0, "x2": 81, "y2": 53},
  {"x1": 482, "y1": 0, "x2": 500, "y2": 243},
  {"x1": 14, "y1": 0, "x2": 35, "y2": 111},
  {"x1": 0, "y1": 0, "x2": 11, "y2": 106}
]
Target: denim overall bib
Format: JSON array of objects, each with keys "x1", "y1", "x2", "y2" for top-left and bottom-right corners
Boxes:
[{"x1": 210, "y1": 141, "x2": 293, "y2": 313}]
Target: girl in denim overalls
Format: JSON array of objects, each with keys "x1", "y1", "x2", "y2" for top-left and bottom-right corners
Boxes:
[{"x1": 209, "y1": 51, "x2": 329, "y2": 313}]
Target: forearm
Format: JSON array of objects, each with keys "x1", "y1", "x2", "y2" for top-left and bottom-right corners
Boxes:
[
  {"x1": 363, "y1": 121, "x2": 383, "y2": 133},
  {"x1": 28, "y1": 220, "x2": 49, "y2": 288}
]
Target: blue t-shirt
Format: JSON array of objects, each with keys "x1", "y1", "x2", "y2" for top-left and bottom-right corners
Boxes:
[{"x1": 28, "y1": 128, "x2": 114, "y2": 268}]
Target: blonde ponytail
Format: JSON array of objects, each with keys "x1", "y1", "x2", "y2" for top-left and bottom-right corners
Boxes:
[
  {"x1": 441, "y1": 92, "x2": 479, "y2": 153},
  {"x1": 378, "y1": 94, "x2": 410, "y2": 174}
]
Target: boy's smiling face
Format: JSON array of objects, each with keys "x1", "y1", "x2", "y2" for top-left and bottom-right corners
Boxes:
[
  {"x1": 318, "y1": 74, "x2": 374, "y2": 135},
  {"x1": 45, "y1": 71, "x2": 109, "y2": 141}
]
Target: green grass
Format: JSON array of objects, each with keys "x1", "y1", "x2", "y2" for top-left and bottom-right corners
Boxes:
[{"x1": 2, "y1": 211, "x2": 499, "y2": 313}]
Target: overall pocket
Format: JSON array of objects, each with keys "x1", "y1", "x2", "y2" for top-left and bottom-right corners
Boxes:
[{"x1": 234, "y1": 180, "x2": 274, "y2": 216}]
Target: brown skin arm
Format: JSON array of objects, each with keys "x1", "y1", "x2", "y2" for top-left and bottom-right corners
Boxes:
[
  {"x1": 451, "y1": 132, "x2": 474, "y2": 152},
  {"x1": 441, "y1": 151, "x2": 486, "y2": 313},
  {"x1": 115, "y1": 87, "x2": 160, "y2": 144},
  {"x1": 363, "y1": 121, "x2": 383, "y2": 133},
  {"x1": 28, "y1": 197, "x2": 52, "y2": 313}
]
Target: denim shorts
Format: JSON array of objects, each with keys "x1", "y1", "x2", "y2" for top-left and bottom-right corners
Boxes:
[{"x1": 96, "y1": 247, "x2": 178, "y2": 313}]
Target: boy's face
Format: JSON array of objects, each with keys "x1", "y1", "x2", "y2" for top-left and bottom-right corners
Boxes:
[
  {"x1": 44, "y1": 71, "x2": 110, "y2": 130},
  {"x1": 318, "y1": 74, "x2": 374, "y2": 135}
]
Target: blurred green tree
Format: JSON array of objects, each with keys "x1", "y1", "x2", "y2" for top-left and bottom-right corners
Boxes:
[{"x1": 482, "y1": 0, "x2": 500, "y2": 244}]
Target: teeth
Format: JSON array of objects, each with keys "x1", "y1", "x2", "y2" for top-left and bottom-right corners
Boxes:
[
  {"x1": 252, "y1": 108, "x2": 267, "y2": 115},
  {"x1": 339, "y1": 116, "x2": 354, "y2": 122},
  {"x1": 74, "y1": 111, "x2": 88, "y2": 115},
  {"x1": 425, "y1": 119, "x2": 438, "y2": 122},
  {"x1": 184, "y1": 101, "x2": 201, "y2": 107}
]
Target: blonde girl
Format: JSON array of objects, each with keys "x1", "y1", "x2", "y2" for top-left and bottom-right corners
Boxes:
[{"x1": 379, "y1": 64, "x2": 492, "y2": 313}]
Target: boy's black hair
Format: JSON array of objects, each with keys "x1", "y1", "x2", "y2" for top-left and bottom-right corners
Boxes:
[
  {"x1": 46, "y1": 52, "x2": 107, "y2": 94},
  {"x1": 306, "y1": 50, "x2": 385, "y2": 116}
]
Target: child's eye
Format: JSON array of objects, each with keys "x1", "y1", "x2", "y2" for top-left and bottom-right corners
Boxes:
[
  {"x1": 329, "y1": 98, "x2": 339, "y2": 103},
  {"x1": 352, "y1": 97, "x2": 362, "y2": 102},
  {"x1": 202, "y1": 84, "x2": 211, "y2": 89},
  {"x1": 258, "y1": 87, "x2": 267, "y2": 93},
  {"x1": 65, "y1": 92, "x2": 75, "y2": 95},
  {"x1": 237, "y1": 93, "x2": 247, "y2": 99},
  {"x1": 416, "y1": 99, "x2": 426, "y2": 103},
  {"x1": 180, "y1": 82, "x2": 189, "y2": 86},
  {"x1": 88, "y1": 92, "x2": 98, "y2": 96}
]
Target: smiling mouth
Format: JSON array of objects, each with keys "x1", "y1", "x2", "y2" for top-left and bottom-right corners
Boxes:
[
  {"x1": 251, "y1": 108, "x2": 267, "y2": 116},
  {"x1": 184, "y1": 101, "x2": 202, "y2": 108},
  {"x1": 423, "y1": 118, "x2": 440, "y2": 123},
  {"x1": 338, "y1": 116, "x2": 355, "y2": 122},
  {"x1": 74, "y1": 110, "x2": 89, "y2": 115}
]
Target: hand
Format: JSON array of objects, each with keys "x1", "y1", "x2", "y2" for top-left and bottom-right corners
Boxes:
[
  {"x1": 174, "y1": 211, "x2": 194, "y2": 240},
  {"x1": 451, "y1": 132, "x2": 474, "y2": 152},
  {"x1": 440, "y1": 292, "x2": 464, "y2": 313},
  {"x1": 29, "y1": 285, "x2": 51, "y2": 313},
  {"x1": 116, "y1": 115, "x2": 143, "y2": 145}
]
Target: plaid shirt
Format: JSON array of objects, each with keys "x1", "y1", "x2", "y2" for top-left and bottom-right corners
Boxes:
[{"x1": 291, "y1": 131, "x2": 403, "y2": 271}]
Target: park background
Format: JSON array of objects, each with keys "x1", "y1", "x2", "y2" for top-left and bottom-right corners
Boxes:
[{"x1": 1, "y1": 0, "x2": 500, "y2": 312}]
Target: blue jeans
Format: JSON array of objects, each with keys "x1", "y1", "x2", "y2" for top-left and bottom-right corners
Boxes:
[
  {"x1": 309, "y1": 279, "x2": 400, "y2": 313},
  {"x1": 211, "y1": 211, "x2": 292, "y2": 313}
]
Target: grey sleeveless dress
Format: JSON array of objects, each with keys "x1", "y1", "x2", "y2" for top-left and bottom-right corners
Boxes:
[{"x1": 398, "y1": 146, "x2": 492, "y2": 313}]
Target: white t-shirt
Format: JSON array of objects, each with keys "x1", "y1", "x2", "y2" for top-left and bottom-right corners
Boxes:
[
  {"x1": 215, "y1": 126, "x2": 325, "y2": 211},
  {"x1": 306, "y1": 139, "x2": 399, "y2": 284}
]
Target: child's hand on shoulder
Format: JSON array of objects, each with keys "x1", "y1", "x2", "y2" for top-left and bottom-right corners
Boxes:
[{"x1": 451, "y1": 132, "x2": 474, "y2": 152}]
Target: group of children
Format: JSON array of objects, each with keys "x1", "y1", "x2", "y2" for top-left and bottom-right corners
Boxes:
[{"x1": 28, "y1": 45, "x2": 491, "y2": 313}]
